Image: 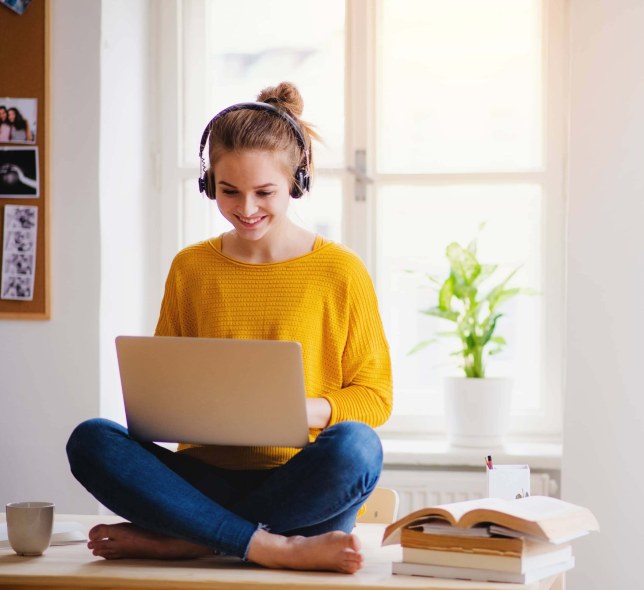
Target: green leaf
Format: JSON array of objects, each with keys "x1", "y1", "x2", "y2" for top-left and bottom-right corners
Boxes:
[
  {"x1": 481, "y1": 314, "x2": 502, "y2": 346},
  {"x1": 446, "y1": 242, "x2": 481, "y2": 285},
  {"x1": 484, "y1": 275, "x2": 515, "y2": 311},
  {"x1": 407, "y1": 339, "x2": 436, "y2": 355},
  {"x1": 435, "y1": 330, "x2": 460, "y2": 338},
  {"x1": 452, "y1": 280, "x2": 477, "y2": 301},
  {"x1": 421, "y1": 307, "x2": 460, "y2": 322},
  {"x1": 489, "y1": 287, "x2": 521, "y2": 312},
  {"x1": 465, "y1": 332, "x2": 476, "y2": 350},
  {"x1": 425, "y1": 273, "x2": 444, "y2": 286},
  {"x1": 473, "y1": 264, "x2": 498, "y2": 287},
  {"x1": 438, "y1": 275, "x2": 455, "y2": 311}
]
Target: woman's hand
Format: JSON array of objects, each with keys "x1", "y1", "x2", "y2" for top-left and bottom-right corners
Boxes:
[{"x1": 306, "y1": 397, "x2": 332, "y2": 429}]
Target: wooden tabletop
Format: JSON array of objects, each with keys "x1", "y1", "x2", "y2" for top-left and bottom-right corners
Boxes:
[{"x1": 0, "y1": 515, "x2": 563, "y2": 590}]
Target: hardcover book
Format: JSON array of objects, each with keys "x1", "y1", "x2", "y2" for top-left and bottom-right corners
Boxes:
[
  {"x1": 392, "y1": 556, "x2": 575, "y2": 584},
  {"x1": 383, "y1": 496, "x2": 599, "y2": 547},
  {"x1": 401, "y1": 544, "x2": 572, "y2": 574}
]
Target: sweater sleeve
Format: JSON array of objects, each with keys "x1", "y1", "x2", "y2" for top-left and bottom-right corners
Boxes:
[
  {"x1": 154, "y1": 257, "x2": 182, "y2": 337},
  {"x1": 320, "y1": 258, "x2": 393, "y2": 428}
]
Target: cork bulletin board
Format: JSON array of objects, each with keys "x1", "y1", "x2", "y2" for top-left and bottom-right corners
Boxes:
[{"x1": 0, "y1": 0, "x2": 50, "y2": 319}]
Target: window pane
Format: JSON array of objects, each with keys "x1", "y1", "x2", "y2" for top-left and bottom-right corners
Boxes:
[
  {"x1": 181, "y1": 178, "x2": 232, "y2": 248},
  {"x1": 289, "y1": 176, "x2": 343, "y2": 242},
  {"x1": 379, "y1": 0, "x2": 542, "y2": 173},
  {"x1": 182, "y1": 0, "x2": 345, "y2": 169},
  {"x1": 376, "y1": 184, "x2": 543, "y2": 415}
]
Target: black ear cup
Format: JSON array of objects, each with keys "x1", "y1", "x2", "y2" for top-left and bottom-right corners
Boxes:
[
  {"x1": 291, "y1": 167, "x2": 310, "y2": 198},
  {"x1": 205, "y1": 171, "x2": 216, "y2": 200},
  {"x1": 198, "y1": 170, "x2": 216, "y2": 200}
]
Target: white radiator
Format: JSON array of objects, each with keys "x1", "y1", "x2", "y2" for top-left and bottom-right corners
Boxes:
[{"x1": 379, "y1": 469, "x2": 555, "y2": 517}]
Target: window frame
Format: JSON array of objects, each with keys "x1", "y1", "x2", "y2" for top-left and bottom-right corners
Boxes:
[{"x1": 156, "y1": 0, "x2": 567, "y2": 440}]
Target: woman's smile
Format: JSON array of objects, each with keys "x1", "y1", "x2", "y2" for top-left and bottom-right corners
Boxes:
[{"x1": 236, "y1": 214, "x2": 267, "y2": 227}]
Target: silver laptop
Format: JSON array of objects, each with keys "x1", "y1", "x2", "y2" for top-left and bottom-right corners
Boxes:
[{"x1": 115, "y1": 336, "x2": 310, "y2": 447}]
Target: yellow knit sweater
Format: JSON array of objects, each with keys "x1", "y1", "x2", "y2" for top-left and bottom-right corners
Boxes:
[{"x1": 155, "y1": 234, "x2": 393, "y2": 470}]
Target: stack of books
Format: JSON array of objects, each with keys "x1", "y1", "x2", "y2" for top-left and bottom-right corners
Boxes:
[{"x1": 382, "y1": 496, "x2": 599, "y2": 584}]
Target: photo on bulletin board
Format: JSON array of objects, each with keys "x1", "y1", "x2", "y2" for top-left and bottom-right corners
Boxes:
[
  {"x1": 0, "y1": 98, "x2": 37, "y2": 144},
  {"x1": 0, "y1": 147, "x2": 39, "y2": 197},
  {"x1": 1, "y1": 204, "x2": 38, "y2": 301},
  {"x1": 0, "y1": 0, "x2": 33, "y2": 16}
]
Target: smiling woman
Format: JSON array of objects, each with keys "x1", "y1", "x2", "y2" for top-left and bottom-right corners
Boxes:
[{"x1": 66, "y1": 82, "x2": 393, "y2": 573}]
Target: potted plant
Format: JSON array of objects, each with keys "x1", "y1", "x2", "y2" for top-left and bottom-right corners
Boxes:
[{"x1": 410, "y1": 234, "x2": 534, "y2": 447}]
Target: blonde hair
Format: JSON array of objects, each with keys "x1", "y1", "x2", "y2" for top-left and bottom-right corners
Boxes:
[{"x1": 207, "y1": 82, "x2": 319, "y2": 194}]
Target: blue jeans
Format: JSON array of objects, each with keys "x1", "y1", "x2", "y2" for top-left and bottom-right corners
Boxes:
[{"x1": 66, "y1": 418, "x2": 383, "y2": 559}]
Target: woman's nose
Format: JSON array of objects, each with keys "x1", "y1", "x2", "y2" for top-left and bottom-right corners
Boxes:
[{"x1": 238, "y1": 195, "x2": 259, "y2": 216}]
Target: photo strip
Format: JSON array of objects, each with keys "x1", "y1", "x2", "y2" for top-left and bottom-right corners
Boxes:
[
  {"x1": 0, "y1": 147, "x2": 39, "y2": 197},
  {"x1": 2, "y1": 204, "x2": 38, "y2": 301},
  {"x1": 0, "y1": 98, "x2": 37, "y2": 144}
]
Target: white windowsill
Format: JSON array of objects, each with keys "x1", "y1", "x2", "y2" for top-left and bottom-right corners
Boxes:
[{"x1": 380, "y1": 437, "x2": 562, "y2": 471}]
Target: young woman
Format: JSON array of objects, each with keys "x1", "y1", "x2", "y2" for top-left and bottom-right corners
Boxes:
[
  {"x1": 7, "y1": 107, "x2": 33, "y2": 142},
  {"x1": 0, "y1": 106, "x2": 11, "y2": 141},
  {"x1": 66, "y1": 82, "x2": 393, "y2": 574}
]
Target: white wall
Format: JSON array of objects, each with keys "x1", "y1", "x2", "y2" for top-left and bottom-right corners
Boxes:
[
  {"x1": 0, "y1": 0, "x2": 155, "y2": 514},
  {"x1": 563, "y1": 0, "x2": 644, "y2": 588},
  {"x1": 99, "y1": 0, "x2": 157, "y2": 423},
  {"x1": 0, "y1": 0, "x2": 102, "y2": 513}
]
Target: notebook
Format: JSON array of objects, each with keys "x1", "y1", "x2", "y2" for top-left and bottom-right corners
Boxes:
[{"x1": 115, "y1": 336, "x2": 310, "y2": 447}]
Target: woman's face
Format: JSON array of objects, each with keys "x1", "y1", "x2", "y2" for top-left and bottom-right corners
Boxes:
[
  {"x1": 0, "y1": 108, "x2": 6, "y2": 122},
  {"x1": 213, "y1": 150, "x2": 292, "y2": 244},
  {"x1": 7, "y1": 110, "x2": 16, "y2": 123}
]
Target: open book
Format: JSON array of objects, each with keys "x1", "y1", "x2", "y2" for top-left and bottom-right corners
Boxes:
[{"x1": 383, "y1": 496, "x2": 599, "y2": 546}]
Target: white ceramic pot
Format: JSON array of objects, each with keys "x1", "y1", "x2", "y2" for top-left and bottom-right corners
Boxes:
[{"x1": 444, "y1": 377, "x2": 512, "y2": 448}]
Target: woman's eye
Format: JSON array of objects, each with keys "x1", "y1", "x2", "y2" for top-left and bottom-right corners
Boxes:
[
  {"x1": 221, "y1": 190, "x2": 238, "y2": 196},
  {"x1": 257, "y1": 191, "x2": 274, "y2": 197}
]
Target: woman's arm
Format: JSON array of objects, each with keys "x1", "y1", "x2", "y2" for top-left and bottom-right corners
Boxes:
[
  {"x1": 319, "y1": 256, "x2": 393, "y2": 428},
  {"x1": 11, "y1": 165, "x2": 38, "y2": 190}
]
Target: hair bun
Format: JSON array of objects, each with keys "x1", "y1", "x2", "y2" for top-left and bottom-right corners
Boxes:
[{"x1": 257, "y1": 82, "x2": 304, "y2": 118}]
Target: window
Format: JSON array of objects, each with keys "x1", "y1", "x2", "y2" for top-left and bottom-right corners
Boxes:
[{"x1": 157, "y1": 0, "x2": 566, "y2": 438}]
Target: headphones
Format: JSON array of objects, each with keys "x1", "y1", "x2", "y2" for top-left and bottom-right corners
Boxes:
[{"x1": 198, "y1": 101, "x2": 311, "y2": 200}]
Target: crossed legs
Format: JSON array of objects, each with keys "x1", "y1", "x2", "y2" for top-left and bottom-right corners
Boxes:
[{"x1": 66, "y1": 419, "x2": 382, "y2": 573}]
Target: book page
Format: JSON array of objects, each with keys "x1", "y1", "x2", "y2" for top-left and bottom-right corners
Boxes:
[
  {"x1": 451, "y1": 496, "x2": 599, "y2": 542},
  {"x1": 431, "y1": 497, "x2": 517, "y2": 524}
]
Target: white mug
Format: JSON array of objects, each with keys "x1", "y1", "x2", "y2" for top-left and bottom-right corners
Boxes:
[{"x1": 6, "y1": 501, "x2": 55, "y2": 556}]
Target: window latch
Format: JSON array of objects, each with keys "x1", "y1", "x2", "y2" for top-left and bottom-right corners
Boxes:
[{"x1": 347, "y1": 149, "x2": 373, "y2": 202}]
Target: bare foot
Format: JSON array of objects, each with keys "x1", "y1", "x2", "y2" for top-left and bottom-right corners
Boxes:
[
  {"x1": 87, "y1": 522, "x2": 212, "y2": 560},
  {"x1": 246, "y1": 529, "x2": 363, "y2": 574}
]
